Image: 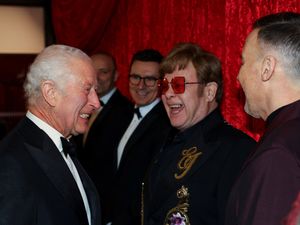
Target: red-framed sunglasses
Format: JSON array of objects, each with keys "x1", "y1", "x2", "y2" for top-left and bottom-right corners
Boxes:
[{"x1": 158, "y1": 76, "x2": 202, "y2": 94}]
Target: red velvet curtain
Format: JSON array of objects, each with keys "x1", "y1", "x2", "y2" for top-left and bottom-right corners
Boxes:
[{"x1": 52, "y1": 0, "x2": 300, "y2": 140}]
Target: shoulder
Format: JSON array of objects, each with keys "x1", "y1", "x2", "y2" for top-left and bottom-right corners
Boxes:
[
  {"x1": 109, "y1": 90, "x2": 133, "y2": 110},
  {"x1": 215, "y1": 122, "x2": 256, "y2": 145},
  {"x1": 0, "y1": 132, "x2": 30, "y2": 186},
  {"x1": 113, "y1": 89, "x2": 132, "y2": 103},
  {"x1": 262, "y1": 117, "x2": 300, "y2": 160},
  {"x1": 268, "y1": 117, "x2": 300, "y2": 143}
]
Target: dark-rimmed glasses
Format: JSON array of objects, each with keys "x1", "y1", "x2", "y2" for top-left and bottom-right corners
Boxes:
[
  {"x1": 129, "y1": 74, "x2": 159, "y2": 87},
  {"x1": 158, "y1": 76, "x2": 202, "y2": 94}
]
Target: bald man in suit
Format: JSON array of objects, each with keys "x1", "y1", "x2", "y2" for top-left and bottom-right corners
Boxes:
[{"x1": 77, "y1": 52, "x2": 133, "y2": 224}]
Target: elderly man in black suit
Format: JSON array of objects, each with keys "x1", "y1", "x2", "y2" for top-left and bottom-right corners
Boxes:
[
  {"x1": 110, "y1": 49, "x2": 172, "y2": 225},
  {"x1": 0, "y1": 45, "x2": 101, "y2": 225},
  {"x1": 77, "y1": 52, "x2": 133, "y2": 224},
  {"x1": 142, "y1": 43, "x2": 256, "y2": 225},
  {"x1": 225, "y1": 13, "x2": 300, "y2": 225}
]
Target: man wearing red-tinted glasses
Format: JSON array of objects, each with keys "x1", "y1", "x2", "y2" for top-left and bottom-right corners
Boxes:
[{"x1": 142, "y1": 43, "x2": 256, "y2": 225}]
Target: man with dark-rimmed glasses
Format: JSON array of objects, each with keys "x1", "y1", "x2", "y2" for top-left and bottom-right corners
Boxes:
[
  {"x1": 142, "y1": 43, "x2": 256, "y2": 225},
  {"x1": 110, "y1": 49, "x2": 172, "y2": 225}
]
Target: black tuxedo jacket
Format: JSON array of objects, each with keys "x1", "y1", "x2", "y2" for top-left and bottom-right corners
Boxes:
[
  {"x1": 111, "y1": 101, "x2": 172, "y2": 225},
  {"x1": 143, "y1": 109, "x2": 256, "y2": 225},
  {"x1": 226, "y1": 100, "x2": 300, "y2": 225},
  {"x1": 78, "y1": 89, "x2": 134, "y2": 224},
  {"x1": 0, "y1": 117, "x2": 101, "y2": 225}
]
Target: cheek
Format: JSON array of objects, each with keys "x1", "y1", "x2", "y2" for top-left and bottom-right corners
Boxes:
[
  {"x1": 237, "y1": 68, "x2": 248, "y2": 88},
  {"x1": 129, "y1": 86, "x2": 136, "y2": 96},
  {"x1": 161, "y1": 96, "x2": 169, "y2": 110},
  {"x1": 150, "y1": 87, "x2": 158, "y2": 95}
]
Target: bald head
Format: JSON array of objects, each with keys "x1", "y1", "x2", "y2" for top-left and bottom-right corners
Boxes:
[{"x1": 91, "y1": 53, "x2": 118, "y2": 97}]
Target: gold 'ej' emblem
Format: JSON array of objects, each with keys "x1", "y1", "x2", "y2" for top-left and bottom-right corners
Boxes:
[{"x1": 174, "y1": 147, "x2": 202, "y2": 179}]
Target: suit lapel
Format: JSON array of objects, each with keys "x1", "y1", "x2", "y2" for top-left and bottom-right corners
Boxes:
[
  {"x1": 72, "y1": 157, "x2": 101, "y2": 225},
  {"x1": 91, "y1": 91, "x2": 120, "y2": 129},
  {"x1": 21, "y1": 118, "x2": 89, "y2": 225},
  {"x1": 119, "y1": 103, "x2": 163, "y2": 167}
]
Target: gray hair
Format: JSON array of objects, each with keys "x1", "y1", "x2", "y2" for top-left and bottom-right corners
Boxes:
[
  {"x1": 24, "y1": 44, "x2": 91, "y2": 105},
  {"x1": 257, "y1": 21, "x2": 300, "y2": 80}
]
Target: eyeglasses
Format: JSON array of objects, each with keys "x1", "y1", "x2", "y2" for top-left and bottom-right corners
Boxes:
[
  {"x1": 129, "y1": 74, "x2": 158, "y2": 87},
  {"x1": 158, "y1": 76, "x2": 202, "y2": 94}
]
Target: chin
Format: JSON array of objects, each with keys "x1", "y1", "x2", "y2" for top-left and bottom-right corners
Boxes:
[
  {"x1": 245, "y1": 105, "x2": 260, "y2": 119},
  {"x1": 74, "y1": 126, "x2": 88, "y2": 135},
  {"x1": 170, "y1": 119, "x2": 182, "y2": 130}
]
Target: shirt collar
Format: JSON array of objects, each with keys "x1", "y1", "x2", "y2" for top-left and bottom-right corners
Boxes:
[
  {"x1": 26, "y1": 111, "x2": 64, "y2": 153},
  {"x1": 100, "y1": 87, "x2": 116, "y2": 105},
  {"x1": 137, "y1": 98, "x2": 160, "y2": 118}
]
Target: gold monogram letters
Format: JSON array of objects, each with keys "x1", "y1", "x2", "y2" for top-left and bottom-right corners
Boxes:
[{"x1": 174, "y1": 147, "x2": 202, "y2": 179}]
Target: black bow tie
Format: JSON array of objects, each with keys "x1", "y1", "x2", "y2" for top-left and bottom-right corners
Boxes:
[
  {"x1": 134, "y1": 107, "x2": 142, "y2": 119},
  {"x1": 60, "y1": 137, "x2": 76, "y2": 157},
  {"x1": 100, "y1": 100, "x2": 105, "y2": 106}
]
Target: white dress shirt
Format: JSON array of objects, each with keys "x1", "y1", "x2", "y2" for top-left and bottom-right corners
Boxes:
[
  {"x1": 26, "y1": 111, "x2": 91, "y2": 225},
  {"x1": 100, "y1": 87, "x2": 116, "y2": 105},
  {"x1": 116, "y1": 98, "x2": 160, "y2": 167}
]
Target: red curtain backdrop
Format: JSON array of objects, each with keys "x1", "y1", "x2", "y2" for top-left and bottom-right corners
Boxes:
[{"x1": 52, "y1": 0, "x2": 300, "y2": 140}]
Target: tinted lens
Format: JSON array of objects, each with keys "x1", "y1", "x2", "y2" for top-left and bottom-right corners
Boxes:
[
  {"x1": 159, "y1": 78, "x2": 169, "y2": 94},
  {"x1": 171, "y1": 77, "x2": 185, "y2": 94},
  {"x1": 159, "y1": 76, "x2": 186, "y2": 94}
]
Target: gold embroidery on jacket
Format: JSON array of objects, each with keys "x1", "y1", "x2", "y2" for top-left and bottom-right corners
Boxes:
[
  {"x1": 174, "y1": 147, "x2": 202, "y2": 179},
  {"x1": 164, "y1": 185, "x2": 190, "y2": 225}
]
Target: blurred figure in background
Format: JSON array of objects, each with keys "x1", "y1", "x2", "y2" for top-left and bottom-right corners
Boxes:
[
  {"x1": 111, "y1": 49, "x2": 172, "y2": 225},
  {"x1": 77, "y1": 52, "x2": 133, "y2": 224}
]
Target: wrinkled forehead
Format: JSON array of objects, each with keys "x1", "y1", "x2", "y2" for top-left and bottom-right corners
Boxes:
[{"x1": 161, "y1": 58, "x2": 190, "y2": 75}]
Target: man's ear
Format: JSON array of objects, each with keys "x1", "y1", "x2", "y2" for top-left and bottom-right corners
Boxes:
[
  {"x1": 41, "y1": 80, "x2": 57, "y2": 106},
  {"x1": 205, "y1": 82, "x2": 218, "y2": 102},
  {"x1": 114, "y1": 70, "x2": 119, "y2": 82},
  {"x1": 261, "y1": 55, "x2": 276, "y2": 82}
]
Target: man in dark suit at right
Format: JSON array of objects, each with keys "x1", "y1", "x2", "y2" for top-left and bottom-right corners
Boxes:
[
  {"x1": 78, "y1": 52, "x2": 133, "y2": 224},
  {"x1": 110, "y1": 49, "x2": 172, "y2": 225},
  {"x1": 225, "y1": 13, "x2": 300, "y2": 225}
]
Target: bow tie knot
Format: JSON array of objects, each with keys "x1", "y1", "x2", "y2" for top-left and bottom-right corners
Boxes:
[
  {"x1": 134, "y1": 107, "x2": 142, "y2": 119},
  {"x1": 60, "y1": 137, "x2": 76, "y2": 157}
]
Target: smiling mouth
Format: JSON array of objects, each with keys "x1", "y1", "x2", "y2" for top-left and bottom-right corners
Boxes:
[
  {"x1": 80, "y1": 113, "x2": 90, "y2": 119},
  {"x1": 169, "y1": 104, "x2": 183, "y2": 114},
  {"x1": 136, "y1": 89, "x2": 149, "y2": 96}
]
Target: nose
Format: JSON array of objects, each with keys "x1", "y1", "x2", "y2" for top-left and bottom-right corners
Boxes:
[
  {"x1": 164, "y1": 83, "x2": 175, "y2": 99},
  {"x1": 137, "y1": 78, "x2": 146, "y2": 89},
  {"x1": 237, "y1": 71, "x2": 241, "y2": 83},
  {"x1": 89, "y1": 88, "x2": 100, "y2": 110}
]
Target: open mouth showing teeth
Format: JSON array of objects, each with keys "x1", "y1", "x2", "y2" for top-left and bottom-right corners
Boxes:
[
  {"x1": 80, "y1": 113, "x2": 90, "y2": 119},
  {"x1": 170, "y1": 104, "x2": 182, "y2": 109},
  {"x1": 169, "y1": 104, "x2": 183, "y2": 115}
]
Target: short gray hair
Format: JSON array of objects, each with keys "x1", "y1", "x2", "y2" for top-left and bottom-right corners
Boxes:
[
  {"x1": 24, "y1": 44, "x2": 91, "y2": 105},
  {"x1": 257, "y1": 21, "x2": 300, "y2": 80}
]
